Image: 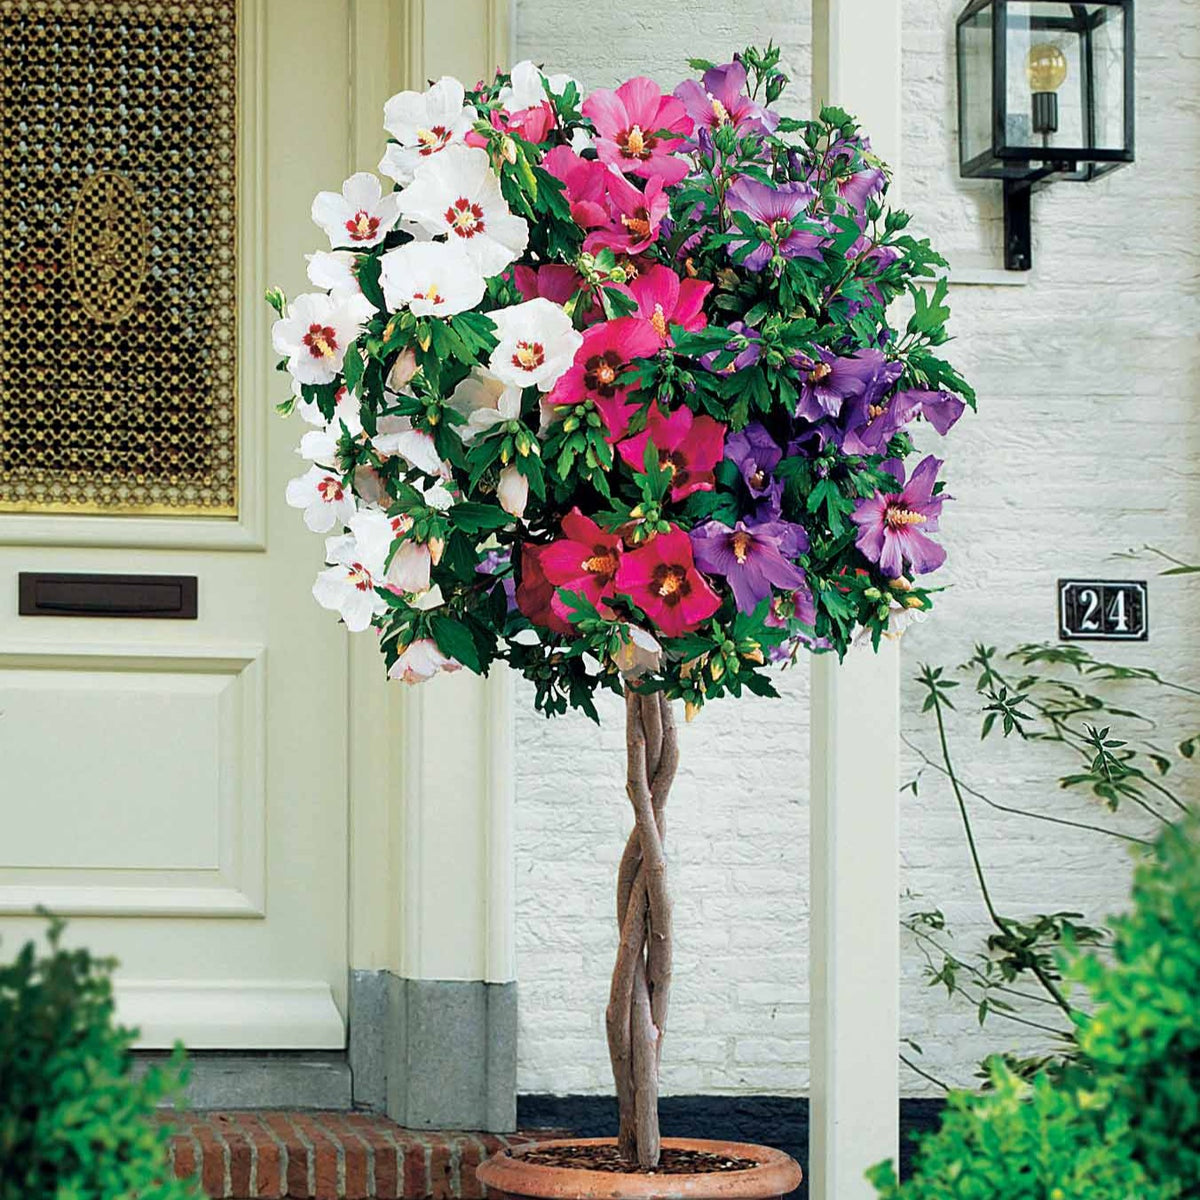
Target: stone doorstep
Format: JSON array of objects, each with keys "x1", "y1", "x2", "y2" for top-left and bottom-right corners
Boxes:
[{"x1": 161, "y1": 1111, "x2": 545, "y2": 1200}]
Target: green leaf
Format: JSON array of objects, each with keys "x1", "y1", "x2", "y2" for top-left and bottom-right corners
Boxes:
[{"x1": 430, "y1": 616, "x2": 482, "y2": 673}]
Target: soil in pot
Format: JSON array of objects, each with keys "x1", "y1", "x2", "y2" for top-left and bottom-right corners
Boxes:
[{"x1": 476, "y1": 1136, "x2": 803, "y2": 1200}]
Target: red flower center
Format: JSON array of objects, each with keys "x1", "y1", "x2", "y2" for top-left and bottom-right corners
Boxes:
[
  {"x1": 347, "y1": 562, "x2": 374, "y2": 591},
  {"x1": 414, "y1": 284, "x2": 444, "y2": 306},
  {"x1": 417, "y1": 125, "x2": 451, "y2": 154},
  {"x1": 303, "y1": 323, "x2": 339, "y2": 360},
  {"x1": 619, "y1": 123, "x2": 657, "y2": 160},
  {"x1": 445, "y1": 196, "x2": 486, "y2": 237},
  {"x1": 317, "y1": 476, "x2": 344, "y2": 502},
  {"x1": 584, "y1": 350, "x2": 625, "y2": 398},
  {"x1": 651, "y1": 564, "x2": 690, "y2": 605},
  {"x1": 346, "y1": 210, "x2": 381, "y2": 242},
  {"x1": 512, "y1": 340, "x2": 546, "y2": 371}
]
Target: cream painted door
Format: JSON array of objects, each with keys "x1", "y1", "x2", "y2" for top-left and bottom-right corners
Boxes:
[{"x1": 0, "y1": 0, "x2": 355, "y2": 1048}]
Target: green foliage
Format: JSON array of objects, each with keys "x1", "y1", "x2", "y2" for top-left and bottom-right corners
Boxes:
[
  {"x1": 870, "y1": 1062, "x2": 1169, "y2": 1200},
  {"x1": 0, "y1": 922, "x2": 200, "y2": 1200},
  {"x1": 873, "y1": 819, "x2": 1200, "y2": 1199}
]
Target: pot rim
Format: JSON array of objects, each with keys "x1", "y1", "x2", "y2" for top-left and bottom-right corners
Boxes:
[{"x1": 476, "y1": 1137, "x2": 803, "y2": 1200}]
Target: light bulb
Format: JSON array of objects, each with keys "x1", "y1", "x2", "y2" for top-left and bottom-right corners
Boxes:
[{"x1": 1026, "y1": 43, "x2": 1068, "y2": 93}]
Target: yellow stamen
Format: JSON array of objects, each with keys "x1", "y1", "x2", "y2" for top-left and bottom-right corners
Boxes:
[
  {"x1": 711, "y1": 98, "x2": 730, "y2": 124},
  {"x1": 649, "y1": 303, "x2": 668, "y2": 340},
  {"x1": 885, "y1": 507, "x2": 926, "y2": 528},
  {"x1": 625, "y1": 124, "x2": 646, "y2": 155},
  {"x1": 731, "y1": 531, "x2": 753, "y2": 564}
]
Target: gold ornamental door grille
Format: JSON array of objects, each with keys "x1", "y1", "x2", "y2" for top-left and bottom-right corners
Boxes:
[{"x1": 0, "y1": 0, "x2": 238, "y2": 516}]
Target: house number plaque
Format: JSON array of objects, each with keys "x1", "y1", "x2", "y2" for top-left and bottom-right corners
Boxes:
[{"x1": 1058, "y1": 580, "x2": 1148, "y2": 642}]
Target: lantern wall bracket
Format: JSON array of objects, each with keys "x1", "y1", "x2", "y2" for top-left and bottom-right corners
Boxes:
[{"x1": 1003, "y1": 180, "x2": 1033, "y2": 272}]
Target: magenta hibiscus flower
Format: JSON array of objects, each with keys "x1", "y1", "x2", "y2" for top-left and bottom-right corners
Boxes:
[
  {"x1": 540, "y1": 509, "x2": 624, "y2": 624},
  {"x1": 545, "y1": 318, "x2": 662, "y2": 440},
  {"x1": 583, "y1": 77, "x2": 693, "y2": 185},
  {"x1": 615, "y1": 527, "x2": 721, "y2": 638},
  {"x1": 583, "y1": 170, "x2": 669, "y2": 255},
  {"x1": 617, "y1": 403, "x2": 726, "y2": 501},
  {"x1": 616, "y1": 264, "x2": 711, "y2": 348},
  {"x1": 542, "y1": 146, "x2": 610, "y2": 229},
  {"x1": 851, "y1": 455, "x2": 947, "y2": 577}
]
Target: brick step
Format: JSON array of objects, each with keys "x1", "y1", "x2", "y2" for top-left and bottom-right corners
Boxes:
[{"x1": 161, "y1": 1111, "x2": 537, "y2": 1200}]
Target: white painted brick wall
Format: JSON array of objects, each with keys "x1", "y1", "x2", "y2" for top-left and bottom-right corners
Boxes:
[{"x1": 511, "y1": 0, "x2": 1200, "y2": 1098}]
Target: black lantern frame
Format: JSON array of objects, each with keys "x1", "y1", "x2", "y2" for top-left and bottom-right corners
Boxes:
[{"x1": 956, "y1": 0, "x2": 1135, "y2": 270}]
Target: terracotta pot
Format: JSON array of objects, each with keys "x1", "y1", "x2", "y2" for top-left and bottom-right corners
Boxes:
[{"x1": 476, "y1": 1137, "x2": 803, "y2": 1200}]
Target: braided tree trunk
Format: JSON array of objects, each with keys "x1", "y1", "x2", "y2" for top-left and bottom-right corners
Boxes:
[{"x1": 606, "y1": 689, "x2": 679, "y2": 1168}]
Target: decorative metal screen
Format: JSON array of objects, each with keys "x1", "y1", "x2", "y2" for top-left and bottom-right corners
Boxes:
[{"x1": 0, "y1": 0, "x2": 238, "y2": 516}]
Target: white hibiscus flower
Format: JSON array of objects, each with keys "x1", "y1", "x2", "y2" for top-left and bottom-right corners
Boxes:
[
  {"x1": 285, "y1": 464, "x2": 356, "y2": 533},
  {"x1": 397, "y1": 145, "x2": 529, "y2": 277},
  {"x1": 312, "y1": 172, "x2": 402, "y2": 249},
  {"x1": 388, "y1": 637, "x2": 462, "y2": 684},
  {"x1": 447, "y1": 367, "x2": 522, "y2": 443},
  {"x1": 487, "y1": 297, "x2": 582, "y2": 392},
  {"x1": 297, "y1": 383, "x2": 362, "y2": 431},
  {"x1": 499, "y1": 61, "x2": 579, "y2": 112},
  {"x1": 380, "y1": 77, "x2": 478, "y2": 186},
  {"x1": 348, "y1": 507, "x2": 430, "y2": 594},
  {"x1": 306, "y1": 250, "x2": 361, "y2": 298},
  {"x1": 298, "y1": 386, "x2": 363, "y2": 465},
  {"x1": 272, "y1": 291, "x2": 374, "y2": 386},
  {"x1": 497, "y1": 466, "x2": 528, "y2": 520},
  {"x1": 312, "y1": 531, "x2": 389, "y2": 633},
  {"x1": 372, "y1": 414, "x2": 447, "y2": 477},
  {"x1": 380, "y1": 240, "x2": 486, "y2": 318}
]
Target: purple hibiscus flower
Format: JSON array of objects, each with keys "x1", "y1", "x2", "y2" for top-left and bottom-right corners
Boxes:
[
  {"x1": 726, "y1": 422, "x2": 782, "y2": 498},
  {"x1": 675, "y1": 60, "x2": 778, "y2": 137},
  {"x1": 795, "y1": 347, "x2": 888, "y2": 421},
  {"x1": 851, "y1": 454, "x2": 946, "y2": 577},
  {"x1": 836, "y1": 358, "x2": 905, "y2": 454},
  {"x1": 726, "y1": 178, "x2": 822, "y2": 272},
  {"x1": 691, "y1": 519, "x2": 809, "y2": 614},
  {"x1": 892, "y1": 388, "x2": 967, "y2": 436},
  {"x1": 699, "y1": 321, "x2": 762, "y2": 374}
]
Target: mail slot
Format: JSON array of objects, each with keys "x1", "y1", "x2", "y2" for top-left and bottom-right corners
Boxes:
[{"x1": 18, "y1": 573, "x2": 198, "y2": 619}]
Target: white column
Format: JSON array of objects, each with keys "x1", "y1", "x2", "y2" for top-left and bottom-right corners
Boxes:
[{"x1": 809, "y1": 3, "x2": 904, "y2": 1198}]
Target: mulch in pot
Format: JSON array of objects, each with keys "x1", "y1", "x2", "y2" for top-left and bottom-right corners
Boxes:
[{"x1": 517, "y1": 1144, "x2": 762, "y2": 1175}]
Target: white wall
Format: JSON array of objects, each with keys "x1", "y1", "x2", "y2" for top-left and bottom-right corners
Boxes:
[{"x1": 511, "y1": 0, "x2": 1200, "y2": 1097}]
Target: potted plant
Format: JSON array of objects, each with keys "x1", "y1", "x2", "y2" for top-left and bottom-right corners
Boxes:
[
  {"x1": 0, "y1": 921, "x2": 200, "y2": 1199},
  {"x1": 269, "y1": 43, "x2": 971, "y2": 1197}
]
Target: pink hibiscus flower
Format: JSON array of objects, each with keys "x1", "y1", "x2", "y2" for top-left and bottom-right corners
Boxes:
[
  {"x1": 614, "y1": 527, "x2": 721, "y2": 638},
  {"x1": 583, "y1": 170, "x2": 669, "y2": 255},
  {"x1": 543, "y1": 318, "x2": 661, "y2": 439},
  {"x1": 617, "y1": 403, "x2": 726, "y2": 501},
  {"x1": 543, "y1": 146, "x2": 610, "y2": 230},
  {"x1": 583, "y1": 77, "x2": 693, "y2": 185},
  {"x1": 616, "y1": 263, "x2": 711, "y2": 348},
  {"x1": 539, "y1": 509, "x2": 624, "y2": 624}
]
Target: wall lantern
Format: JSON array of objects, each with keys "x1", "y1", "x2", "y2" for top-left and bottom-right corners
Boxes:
[{"x1": 956, "y1": 0, "x2": 1135, "y2": 270}]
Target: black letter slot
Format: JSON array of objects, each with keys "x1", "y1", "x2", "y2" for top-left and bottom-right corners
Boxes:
[{"x1": 18, "y1": 573, "x2": 198, "y2": 619}]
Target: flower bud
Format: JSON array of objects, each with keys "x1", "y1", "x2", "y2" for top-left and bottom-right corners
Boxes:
[
  {"x1": 385, "y1": 346, "x2": 417, "y2": 391},
  {"x1": 500, "y1": 136, "x2": 518, "y2": 164},
  {"x1": 428, "y1": 536, "x2": 445, "y2": 566}
]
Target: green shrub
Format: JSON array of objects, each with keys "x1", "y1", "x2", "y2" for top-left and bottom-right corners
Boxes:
[
  {"x1": 871, "y1": 818, "x2": 1200, "y2": 1199},
  {"x1": 0, "y1": 922, "x2": 200, "y2": 1200}
]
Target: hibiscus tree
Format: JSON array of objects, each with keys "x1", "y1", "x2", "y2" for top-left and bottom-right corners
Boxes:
[{"x1": 270, "y1": 44, "x2": 972, "y2": 1170}]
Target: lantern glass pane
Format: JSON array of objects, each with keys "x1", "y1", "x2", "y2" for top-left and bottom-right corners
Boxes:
[
  {"x1": 959, "y1": 6, "x2": 994, "y2": 165},
  {"x1": 1091, "y1": 6, "x2": 1127, "y2": 151},
  {"x1": 1005, "y1": 1, "x2": 1087, "y2": 153}
]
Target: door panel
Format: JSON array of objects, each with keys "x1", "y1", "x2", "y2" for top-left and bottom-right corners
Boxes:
[{"x1": 0, "y1": 0, "x2": 352, "y2": 1048}]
